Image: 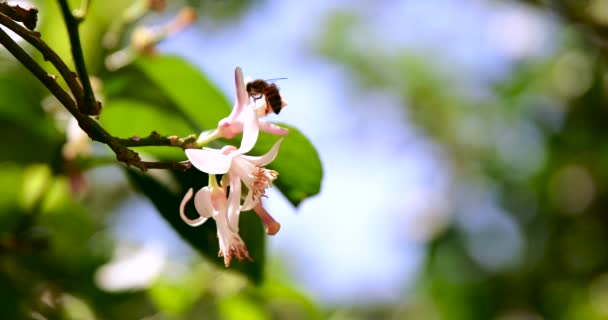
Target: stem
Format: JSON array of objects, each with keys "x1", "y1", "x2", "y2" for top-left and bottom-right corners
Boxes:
[
  {"x1": 74, "y1": 0, "x2": 91, "y2": 22},
  {"x1": 0, "y1": 5, "x2": 196, "y2": 172},
  {"x1": 57, "y1": 0, "x2": 100, "y2": 115},
  {"x1": 0, "y1": 12, "x2": 83, "y2": 106},
  {"x1": 139, "y1": 161, "x2": 192, "y2": 171},
  {"x1": 0, "y1": 27, "x2": 79, "y2": 116},
  {"x1": 196, "y1": 128, "x2": 222, "y2": 146},
  {"x1": 117, "y1": 131, "x2": 198, "y2": 149},
  {"x1": 208, "y1": 174, "x2": 219, "y2": 189},
  {"x1": 0, "y1": 1, "x2": 38, "y2": 30},
  {"x1": 0, "y1": 27, "x2": 191, "y2": 172}
]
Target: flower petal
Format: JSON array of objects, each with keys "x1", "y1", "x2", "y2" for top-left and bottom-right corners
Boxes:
[
  {"x1": 223, "y1": 67, "x2": 248, "y2": 123},
  {"x1": 254, "y1": 201, "x2": 281, "y2": 236},
  {"x1": 215, "y1": 211, "x2": 251, "y2": 267},
  {"x1": 180, "y1": 188, "x2": 209, "y2": 226},
  {"x1": 235, "y1": 67, "x2": 249, "y2": 113},
  {"x1": 226, "y1": 173, "x2": 241, "y2": 232},
  {"x1": 241, "y1": 138, "x2": 284, "y2": 166},
  {"x1": 236, "y1": 105, "x2": 259, "y2": 155},
  {"x1": 186, "y1": 149, "x2": 232, "y2": 174},
  {"x1": 258, "y1": 119, "x2": 289, "y2": 136},
  {"x1": 240, "y1": 189, "x2": 256, "y2": 211},
  {"x1": 194, "y1": 187, "x2": 214, "y2": 217}
]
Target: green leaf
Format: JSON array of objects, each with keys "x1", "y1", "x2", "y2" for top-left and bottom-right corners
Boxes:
[
  {"x1": 134, "y1": 55, "x2": 232, "y2": 132},
  {"x1": 218, "y1": 294, "x2": 268, "y2": 320},
  {"x1": 132, "y1": 55, "x2": 323, "y2": 206},
  {"x1": 247, "y1": 124, "x2": 323, "y2": 207},
  {"x1": 100, "y1": 99, "x2": 193, "y2": 159},
  {"x1": 126, "y1": 169, "x2": 265, "y2": 283},
  {"x1": 101, "y1": 99, "x2": 193, "y2": 138}
]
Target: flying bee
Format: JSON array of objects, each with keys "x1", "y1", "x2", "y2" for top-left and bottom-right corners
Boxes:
[{"x1": 246, "y1": 78, "x2": 287, "y2": 115}]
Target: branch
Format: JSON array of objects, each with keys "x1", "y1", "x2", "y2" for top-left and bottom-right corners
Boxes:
[
  {"x1": 0, "y1": 12, "x2": 83, "y2": 107},
  {"x1": 0, "y1": 1, "x2": 37, "y2": 30},
  {"x1": 73, "y1": 0, "x2": 91, "y2": 22},
  {"x1": 117, "y1": 131, "x2": 198, "y2": 148},
  {"x1": 0, "y1": 26, "x2": 80, "y2": 116},
  {"x1": 138, "y1": 161, "x2": 192, "y2": 171},
  {"x1": 0, "y1": 5, "x2": 195, "y2": 173},
  {"x1": 0, "y1": 27, "x2": 192, "y2": 172},
  {"x1": 57, "y1": 0, "x2": 100, "y2": 115}
]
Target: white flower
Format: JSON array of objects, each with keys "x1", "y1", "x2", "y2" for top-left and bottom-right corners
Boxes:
[
  {"x1": 179, "y1": 180, "x2": 252, "y2": 267},
  {"x1": 185, "y1": 104, "x2": 283, "y2": 233},
  {"x1": 199, "y1": 67, "x2": 288, "y2": 143}
]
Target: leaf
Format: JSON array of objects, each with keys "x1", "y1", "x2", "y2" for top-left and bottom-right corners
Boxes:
[
  {"x1": 101, "y1": 99, "x2": 192, "y2": 137},
  {"x1": 100, "y1": 99, "x2": 193, "y2": 159},
  {"x1": 126, "y1": 169, "x2": 265, "y2": 283},
  {"x1": 134, "y1": 55, "x2": 232, "y2": 132},
  {"x1": 131, "y1": 55, "x2": 322, "y2": 206},
  {"x1": 124, "y1": 56, "x2": 323, "y2": 206},
  {"x1": 247, "y1": 124, "x2": 323, "y2": 207}
]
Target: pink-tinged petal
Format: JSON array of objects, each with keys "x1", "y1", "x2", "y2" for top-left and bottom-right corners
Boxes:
[
  {"x1": 179, "y1": 188, "x2": 193, "y2": 218},
  {"x1": 217, "y1": 119, "x2": 243, "y2": 139},
  {"x1": 226, "y1": 173, "x2": 241, "y2": 232},
  {"x1": 186, "y1": 149, "x2": 232, "y2": 174},
  {"x1": 254, "y1": 201, "x2": 281, "y2": 236},
  {"x1": 240, "y1": 190, "x2": 256, "y2": 211},
  {"x1": 236, "y1": 106, "x2": 259, "y2": 155},
  {"x1": 215, "y1": 213, "x2": 251, "y2": 267},
  {"x1": 223, "y1": 67, "x2": 248, "y2": 123},
  {"x1": 193, "y1": 187, "x2": 214, "y2": 217},
  {"x1": 235, "y1": 67, "x2": 249, "y2": 112},
  {"x1": 258, "y1": 119, "x2": 289, "y2": 136},
  {"x1": 180, "y1": 188, "x2": 209, "y2": 226},
  {"x1": 242, "y1": 138, "x2": 284, "y2": 166}
]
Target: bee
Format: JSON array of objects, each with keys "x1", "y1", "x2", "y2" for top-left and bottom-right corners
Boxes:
[{"x1": 246, "y1": 78, "x2": 287, "y2": 115}]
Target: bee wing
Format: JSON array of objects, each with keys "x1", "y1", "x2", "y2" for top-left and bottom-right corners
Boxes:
[{"x1": 265, "y1": 77, "x2": 288, "y2": 84}]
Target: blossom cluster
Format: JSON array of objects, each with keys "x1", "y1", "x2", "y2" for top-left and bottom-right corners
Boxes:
[{"x1": 179, "y1": 67, "x2": 288, "y2": 267}]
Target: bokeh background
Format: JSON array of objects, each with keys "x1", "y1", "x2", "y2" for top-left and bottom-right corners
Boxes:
[{"x1": 2, "y1": 0, "x2": 608, "y2": 319}]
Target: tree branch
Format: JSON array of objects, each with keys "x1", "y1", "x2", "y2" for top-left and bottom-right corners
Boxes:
[
  {"x1": 0, "y1": 26, "x2": 80, "y2": 116},
  {"x1": 74, "y1": 0, "x2": 91, "y2": 22},
  {"x1": 117, "y1": 131, "x2": 198, "y2": 148},
  {"x1": 57, "y1": 0, "x2": 100, "y2": 115},
  {"x1": 0, "y1": 1, "x2": 37, "y2": 30},
  {"x1": 138, "y1": 161, "x2": 192, "y2": 171},
  {"x1": 0, "y1": 11, "x2": 83, "y2": 107},
  {"x1": 0, "y1": 26, "x2": 193, "y2": 172}
]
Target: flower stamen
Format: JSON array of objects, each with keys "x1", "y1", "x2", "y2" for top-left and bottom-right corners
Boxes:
[{"x1": 250, "y1": 167, "x2": 278, "y2": 201}]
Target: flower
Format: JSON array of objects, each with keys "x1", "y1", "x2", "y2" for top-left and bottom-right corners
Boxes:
[
  {"x1": 198, "y1": 67, "x2": 289, "y2": 144},
  {"x1": 185, "y1": 104, "x2": 283, "y2": 233},
  {"x1": 179, "y1": 178, "x2": 252, "y2": 267},
  {"x1": 253, "y1": 199, "x2": 281, "y2": 236}
]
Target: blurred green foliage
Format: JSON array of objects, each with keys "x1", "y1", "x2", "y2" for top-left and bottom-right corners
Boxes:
[
  {"x1": 0, "y1": 0, "x2": 322, "y2": 319},
  {"x1": 314, "y1": 2, "x2": 608, "y2": 319},
  {"x1": 7, "y1": 0, "x2": 608, "y2": 319}
]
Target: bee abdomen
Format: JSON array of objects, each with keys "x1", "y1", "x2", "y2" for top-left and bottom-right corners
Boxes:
[{"x1": 266, "y1": 92, "x2": 283, "y2": 114}]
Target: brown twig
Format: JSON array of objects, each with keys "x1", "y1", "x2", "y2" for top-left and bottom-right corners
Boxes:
[
  {"x1": 117, "y1": 132, "x2": 198, "y2": 148},
  {"x1": 0, "y1": 1, "x2": 37, "y2": 30},
  {"x1": 57, "y1": 0, "x2": 100, "y2": 115},
  {"x1": 138, "y1": 160, "x2": 192, "y2": 171},
  {"x1": 0, "y1": 11, "x2": 84, "y2": 107},
  {"x1": 0, "y1": 25, "x2": 193, "y2": 172}
]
